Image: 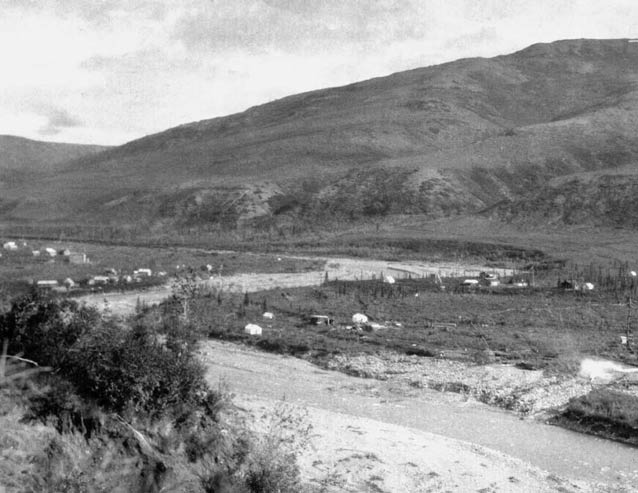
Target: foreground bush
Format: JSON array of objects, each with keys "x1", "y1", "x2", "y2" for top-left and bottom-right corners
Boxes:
[
  {"x1": 67, "y1": 322, "x2": 209, "y2": 417},
  {"x1": 197, "y1": 403, "x2": 310, "y2": 493},
  {"x1": 1, "y1": 290, "x2": 100, "y2": 370},
  {"x1": 2, "y1": 291, "x2": 210, "y2": 419},
  {"x1": 1, "y1": 292, "x2": 311, "y2": 492}
]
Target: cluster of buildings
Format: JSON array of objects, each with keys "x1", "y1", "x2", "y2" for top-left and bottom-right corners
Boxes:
[
  {"x1": 1, "y1": 239, "x2": 173, "y2": 295},
  {"x1": 2, "y1": 240, "x2": 88, "y2": 264},
  {"x1": 35, "y1": 267, "x2": 163, "y2": 293}
]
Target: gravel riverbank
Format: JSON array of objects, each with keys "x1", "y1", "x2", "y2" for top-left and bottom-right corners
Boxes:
[
  {"x1": 200, "y1": 340, "x2": 638, "y2": 490},
  {"x1": 322, "y1": 352, "x2": 594, "y2": 416}
]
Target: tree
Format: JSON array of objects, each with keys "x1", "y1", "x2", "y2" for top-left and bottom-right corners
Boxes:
[{"x1": 170, "y1": 267, "x2": 201, "y2": 323}]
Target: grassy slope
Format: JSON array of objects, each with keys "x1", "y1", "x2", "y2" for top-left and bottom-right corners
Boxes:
[
  {"x1": 4, "y1": 39, "x2": 638, "y2": 232},
  {"x1": 0, "y1": 135, "x2": 107, "y2": 171},
  {"x1": 0, "y1": 136, "x2": 109, "y2": 222}
]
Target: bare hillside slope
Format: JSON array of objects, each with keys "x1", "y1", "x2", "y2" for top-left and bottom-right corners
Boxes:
[
  {"x1": 0, "y1": 135, "x2": 107, "y2": 171},
  {"x1": 4, "y1": 39, "x2": 638, "y2": 231}
]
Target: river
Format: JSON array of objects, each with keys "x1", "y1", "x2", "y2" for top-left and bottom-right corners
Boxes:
[{"x1": 78, "y1": 255, "x2": 512, "y2": 315}]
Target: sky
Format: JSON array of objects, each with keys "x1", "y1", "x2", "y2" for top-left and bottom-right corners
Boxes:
[{"x1": 1, "y1": 0, "x2": 638, "y2": 146}]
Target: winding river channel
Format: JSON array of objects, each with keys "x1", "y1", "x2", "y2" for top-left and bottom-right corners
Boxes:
[{"x1": 78, "y1": 255, "x2": 511, "y2": 315}]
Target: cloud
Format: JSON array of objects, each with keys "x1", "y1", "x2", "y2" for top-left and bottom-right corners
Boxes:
[
  {"x1": 171, "y1": 0, "x2": 425, "y2": 54},
  {"x1": 80, "y1": 48, "x2": 191, "y2": 75},
  {"x1": 444, "y1": 28, "x2": 499, "y2": 52},
  {"x1": 5, "y1": 0, "x2": 167, "y2": 25},
  {"x1": 37, "y1": 107, "x2": 83, "y2": 136},
  {"x1": 260, "y1": 0, "x2": 404, "y2": 17},
  {"x1": 4, "y1": 0, "x2": 638, "y2": 146}
]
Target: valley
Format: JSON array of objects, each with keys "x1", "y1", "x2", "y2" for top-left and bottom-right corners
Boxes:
[{"x1": 4, "y1": 34, "x2": 638, "y2": 492}]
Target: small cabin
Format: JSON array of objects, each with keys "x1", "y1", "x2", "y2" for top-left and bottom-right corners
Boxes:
[
  {"x1": 36, "y1": 280, "x2": 59, "y2": 290},
  {"x1": 310, "y1": 315, "x2": 334, "y2": 325},
  {"x1": 67, "y1": 252, "x2": 88, "y2": 264},
  {"x1": 244, "y1": 324, "x2": 262, "y2": 336},
  {"x1": 88, "y1": 275, "x2": 110, "y2": 286}
]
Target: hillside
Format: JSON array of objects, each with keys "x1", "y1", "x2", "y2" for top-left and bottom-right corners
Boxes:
[
  {"x1": 0, "y1": 136, "x2": 109, "y2": 212},
  {"x1": 491, "y1": 165, "x2": 638, "y2": 227},
  {"x1": 0, "y1": 135, "x2": 107, "y2": 171},
  {"x1": 3, "y1": 38, "x2": 638, "y2": 233}
]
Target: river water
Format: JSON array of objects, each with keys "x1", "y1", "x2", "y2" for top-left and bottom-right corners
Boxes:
[{"x1": 78, "y1": 255, "x2": 512, "y2": 315}]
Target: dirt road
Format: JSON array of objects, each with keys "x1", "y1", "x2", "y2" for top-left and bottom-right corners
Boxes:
[
  {"x1": 201, "y1": 340, "x2": 638, "y2": 492},
  {"x1": 78, "y1": 255, "x2": 511, "y2": 315}
]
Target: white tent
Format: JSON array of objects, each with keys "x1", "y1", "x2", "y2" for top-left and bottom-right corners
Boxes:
[{"x1": 244, "y1": 323, "x2": 263, "y2": 336}]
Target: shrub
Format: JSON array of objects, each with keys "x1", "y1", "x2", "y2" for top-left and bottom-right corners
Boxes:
[
  {"x1": 26, "y1": 376, "x2": 105, "y2": 436},
  {"x1": 2, "y1": 291, "x2": 211, "y2": 420},
  {"x1": 1, "y1": 291, "x2": 100, "y2": 369},
  {"x1": 1, "y1": 291, "x2": 316, "y2": 493},
  {"x1": 66, "y1": 322, "x2": 209, "y2": 417},
  {"x1": 28, "y1": 429, "x2": 171, "y2": 493},
  {"x1": 194, "y1": 402, "x2": 311, "y2": 493},
  {"x1": 200, "y1": 470, "x2": 247, "y2": 493},
  {"x1": 554, "y1": 389, "x2": 638, "y2": 445},
  {"x1": 564, "y1": 389, "x2": 638, "y2": 430},
  {"x1": 242, "y1": 403, "x2": 311, "y2": 493}
]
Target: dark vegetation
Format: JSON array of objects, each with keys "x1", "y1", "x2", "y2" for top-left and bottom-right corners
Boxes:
[
  {"x1": 274, "y1": 234, "x2": 546, "y2": 263},
  {"x1": 0, "y1": 289, "x2": 309, "y2": 492},
  {"x1": 551, "y1": 390, "x2": 638, "y2": 446},
  {"x1": 0, "y1": 222, "x2": 550, "y2": 264}
]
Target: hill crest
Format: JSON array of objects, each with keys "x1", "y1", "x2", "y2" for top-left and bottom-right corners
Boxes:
[{"x1": 3, "y1": 38, "x2": 638, "y2": 233}]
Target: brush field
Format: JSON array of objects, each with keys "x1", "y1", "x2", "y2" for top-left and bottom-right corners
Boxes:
[{"x1": 189, "y1": 276, "x2": 638, "y2": 372}]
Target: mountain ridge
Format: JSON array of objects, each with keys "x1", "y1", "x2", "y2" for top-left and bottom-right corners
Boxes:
[
  {"x1": 0, "y1": 135, "x2": 108, "y2": 172},
  {"x1": 3, "y1": 38, "x2": 638, "y2": 233}
]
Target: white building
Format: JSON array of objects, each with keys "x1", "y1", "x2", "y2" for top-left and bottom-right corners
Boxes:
[
  {"x1": 36, "y1": 280, "x2": 59, "y2": 289},
  {"x1": 44, "y1": 247, "x2": 57, "y2": 257}
]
